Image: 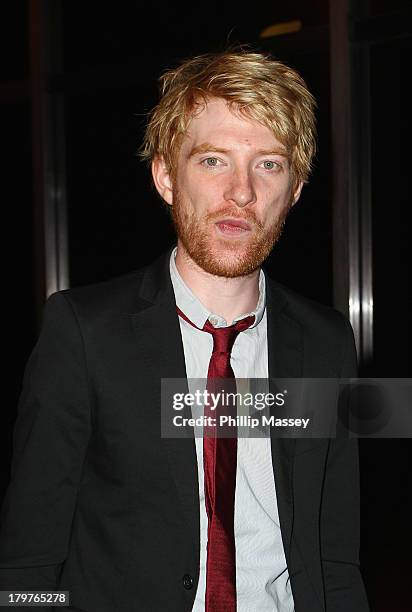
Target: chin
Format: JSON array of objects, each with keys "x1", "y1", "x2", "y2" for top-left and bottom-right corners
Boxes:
[{"x1": 191, "y1": 244, "x2": 267, "y2": 278}]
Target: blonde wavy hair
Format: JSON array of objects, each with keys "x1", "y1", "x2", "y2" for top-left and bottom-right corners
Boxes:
[{"x1": 140, "y1": 50, "x2": 317, "y2": 187}]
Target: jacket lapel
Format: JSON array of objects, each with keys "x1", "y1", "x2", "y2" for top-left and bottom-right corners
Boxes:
[
  {"x1": 130, "y1": 249, "x2": 200, "y2": 534},
  {"x1": 265, "y1": 274, "x2": 303, "y2": 567}
]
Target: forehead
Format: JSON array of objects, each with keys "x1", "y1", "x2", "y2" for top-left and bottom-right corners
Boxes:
[{"x1": 180, "y1": 97, "x2": 284, "y2": 153}]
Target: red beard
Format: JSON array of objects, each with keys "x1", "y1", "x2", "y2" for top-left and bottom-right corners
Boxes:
[{"x1": 171, "y1": 190, "x2": 292, "y2": 277}]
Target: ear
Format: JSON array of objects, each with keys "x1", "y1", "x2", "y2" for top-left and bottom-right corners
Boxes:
[
  {"x1": 290, "y1": 181, "x2": 304, "y2": 207},
  {"x1": 151, "y1": 156, "x2": 174, "y2": 206}
]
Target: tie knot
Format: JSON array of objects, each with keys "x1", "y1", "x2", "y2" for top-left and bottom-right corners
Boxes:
[
  {"x1": 176, "y1": 306, "x2": 255, "y2": 355},
  {"x1": 203, "y1": 315, "x2": 255, "y2": 354}
]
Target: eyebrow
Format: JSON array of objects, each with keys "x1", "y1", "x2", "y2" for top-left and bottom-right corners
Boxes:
[{"x1": 187, "y1": 142, "x2": 289, "y2": 158}]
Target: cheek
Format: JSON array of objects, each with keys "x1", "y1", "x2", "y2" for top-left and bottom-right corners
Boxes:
[
  {"x1": 260, "y1": 173, "x2": 291, "y2": 196},
  {"x1": 180, "y1": 173, "x2": 223, "y2": 209},
  {"x1": 263, "y1": 177, "x2": 293, "y2": 204},
  {"x1": 258, "y1": 186, "x2": 293, "y2": 223}
]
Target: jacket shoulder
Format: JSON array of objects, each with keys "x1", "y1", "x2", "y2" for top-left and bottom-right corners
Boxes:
[
  {"x1": 266, "y1": 276, "x2": 353, "y2": 340},
  {"x1": 53, "y1": 249, "x2": 172, "y2": 319},
  {"x1": 49, "y1": 266, "x2": 148, "y2": 320},
  {"x1": 266, "y1": 277, "x2": 357, "y2": 376}
]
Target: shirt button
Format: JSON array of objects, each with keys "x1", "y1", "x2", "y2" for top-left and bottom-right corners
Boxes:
[
  {"x1": 182, "y1": 573, "x2": 194, "y2": 590},
  {"x1": 209, "y1": 315, "x2": 218, "y2": 326}
]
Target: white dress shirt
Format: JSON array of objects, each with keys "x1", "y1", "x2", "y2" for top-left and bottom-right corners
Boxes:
[{"x1": 169, "y1": 247, "x2": 294, "y2": 612}]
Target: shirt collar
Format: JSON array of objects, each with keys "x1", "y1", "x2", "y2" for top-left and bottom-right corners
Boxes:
[{"x1": 169, "y1": 246, "x2": 266, "y2": 329}]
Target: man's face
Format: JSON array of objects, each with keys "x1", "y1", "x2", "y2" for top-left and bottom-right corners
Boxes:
[{"x1": 153, "y1": 97, "x2": 303, "y2": 277}]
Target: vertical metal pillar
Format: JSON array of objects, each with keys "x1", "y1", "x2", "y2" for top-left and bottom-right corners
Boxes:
[
  {"x1": 351, "y1": 5, "x2": 374, "y2": 365},
  {"x1": 329, "y1": 0, "x2": 373, "y2": 365},
  {"x1": 29, "y1": 0, "x2": 69, "y2": 327}
]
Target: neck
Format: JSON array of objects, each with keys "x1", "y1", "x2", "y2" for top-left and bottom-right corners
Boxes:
[{"x1": 174, "y1": 242, "x2": 260, "y2": 324}]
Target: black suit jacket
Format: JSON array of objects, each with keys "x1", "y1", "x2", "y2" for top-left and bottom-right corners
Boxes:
[{"x1": 0, "y1": 249, "x2": 369, "y2": 611}]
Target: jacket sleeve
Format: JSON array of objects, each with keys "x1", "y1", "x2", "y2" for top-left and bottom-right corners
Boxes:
[
  {"x1": 320, "y1": 316, "x2": 370, "y2": 611},
  {"x1": 0, "y1": 291, "x2": 92, "y2": 591}
]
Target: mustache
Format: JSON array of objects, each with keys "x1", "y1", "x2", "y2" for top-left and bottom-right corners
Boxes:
[{"x1": 205, "y1": 207, "x2": 263, "y2": 230}]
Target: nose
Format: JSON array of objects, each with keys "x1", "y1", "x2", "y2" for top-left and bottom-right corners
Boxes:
[{"x1": 223, "y1": 169, "x2": 257, "y2": 208}]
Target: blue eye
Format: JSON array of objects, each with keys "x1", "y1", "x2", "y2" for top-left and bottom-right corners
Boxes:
[
  {"x1": 263, "y1": 161, "x2": 277, "y2": 170},
  {"x1": 204, "y1": 157, "x2": 219, "y2": 166}
]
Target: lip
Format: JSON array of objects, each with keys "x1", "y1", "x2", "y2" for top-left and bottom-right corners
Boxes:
[{"x1": 215, "y1": 218, "x2": 252, "y2": 233}]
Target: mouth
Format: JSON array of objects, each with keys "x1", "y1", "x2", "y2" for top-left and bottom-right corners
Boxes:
[{"x1": 215, "y1": 218, "x2": 252, "y2": 236}]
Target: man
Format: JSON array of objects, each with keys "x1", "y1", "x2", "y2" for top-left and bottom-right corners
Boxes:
[{"x1": 0, "y1": 51, "x2": 369, "y2": 611}]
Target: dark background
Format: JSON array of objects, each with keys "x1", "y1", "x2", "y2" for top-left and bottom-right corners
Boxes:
[{"x1": 1, "y1": 1, "x2": 411, "y2": 610}]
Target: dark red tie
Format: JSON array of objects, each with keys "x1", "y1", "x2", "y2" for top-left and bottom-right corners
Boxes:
[{"x1": 177, "y1": 307, "x2": 255, "y2": 611}]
